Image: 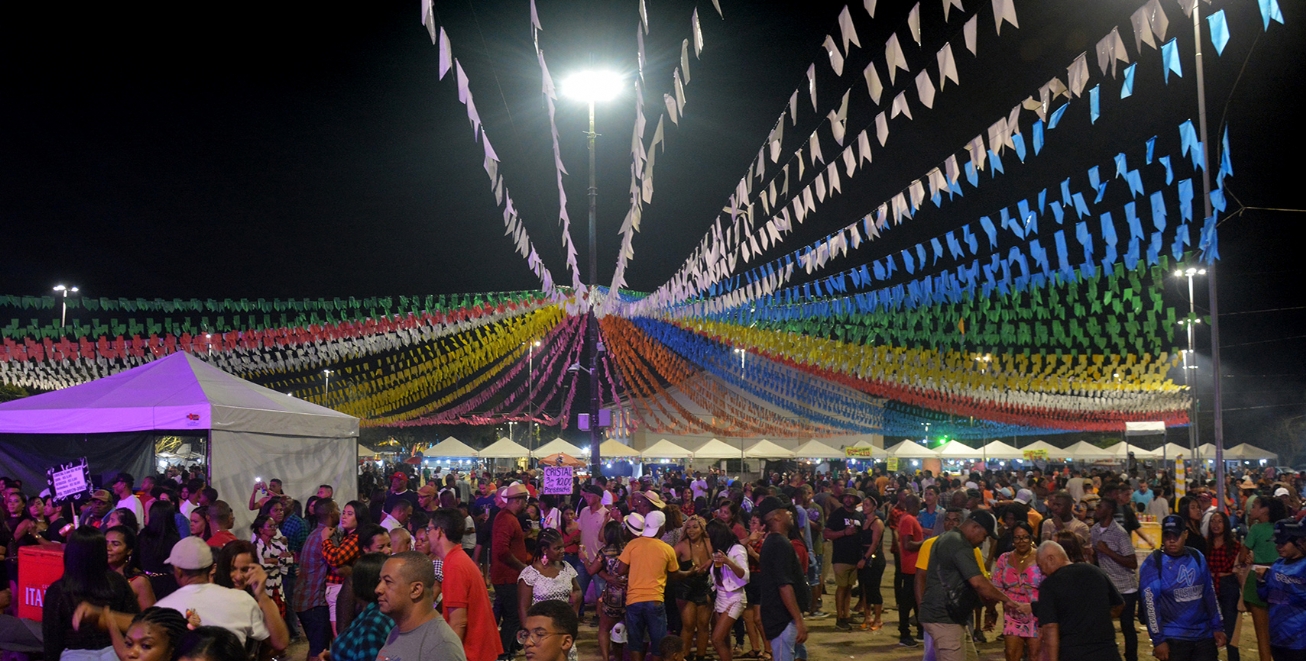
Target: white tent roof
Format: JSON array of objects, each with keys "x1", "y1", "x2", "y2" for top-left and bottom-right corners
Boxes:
[
  {"x1": 887, "y1": 440, "x2": 939, "y2": 458},
  {"x1": 426, "y1": 437, "x2": 480, "y2": 458},
  {"x1": 936, "y1": 440, "x2": 983, "y2": 458},
  {"x1": 793, "y1": 439, "x2": 848, "y2": 459},
  {"x1": 847, "y1": 440, "x2": 888, "y2": 458},
  {"x1": 479, "y1": 437, "x2": 531, "y2": 459},
  {"x1": 1227, "y1": 443, "x2": 1278, "y2": 461},
  {"x1": 980, "y1": 440, "x2": 1025, "y2": 459},
  {"x1": 1152, "y1": 443, "x2": 1192, "y2": 460},
  {"x1": 1019, "y1": 440, "x2": 1070, "y2": 458},
  {"x1": 744, "y1": 439, "x2": 795, "y2": 459},
  {"x1": 1197, "y1": 443, "x2": 1218, "y2": 458},
  {"x1": 600, "y1": 439, "x2": 641, "y2": 458},
  {"x1": 1102, "y1": 442, "x2": 1157, "y2": 459},
  {"x1": 358, "y1": 445, "x2": 378, "y2": 458},
  {"x1": 693, "y1": 438, "x2": 746, "y2": 459},
  {"x1": 1065, "y1": 441, "x2": 1115, "y2": 460},
  {"x1": 0, "y1": 351, "x2": 357, "y2": 437},
  {"x1": 641, "y1": 439, "x2": 694, "y2": 460},
  {"x1": 532, "y1": 438, "x2": 585, "y2": 458}
]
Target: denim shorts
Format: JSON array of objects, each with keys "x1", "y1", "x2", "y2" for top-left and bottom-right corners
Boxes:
[{"x1": 625, "y1": 600, "x2": 668, "y2": 655}]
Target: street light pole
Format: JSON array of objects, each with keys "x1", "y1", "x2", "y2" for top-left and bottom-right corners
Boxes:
[
  {"x1": 1187, "y1": 1, "x2": 1226, "y2": 510},
  {"x1": 586, "y1": 98, "x2": 602, "y2": 478},
  {"x1": 1176, "y1": 267, "x2": 1206, "y2": 468},
  {"x1": 323, "y1": 369, "x2": 333, "y2": 403},
  {"x1": 53, "y1": 285, "x2": 79, "y2": 327}
]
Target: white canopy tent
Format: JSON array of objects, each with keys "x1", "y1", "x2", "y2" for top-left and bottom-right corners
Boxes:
[
  {"x1": 847, "y1": 440, "x2": 888, "y2": 458},
  {"x1": 641, "y1": 439, "x2": 694, "y2": 460},
  {"x1": 1152, "y1": 443, "x2": 1193, "y2": 460},
  {"x1": 979, "y1": 440, "x2": 1025, "y2": 459},
  {"x1": 1227, "y1": 443, "x2": 1278, "y2": 461},
  {"x1": 600, "y1": 439, "x2": 641, "y2": 458},
  {"x1": 425, "y1": 437, "x2": 480, "y2": 458},
  {"x1": 0, "y1": 351, "x2": 357, "y2": 537},
  {"x1": 1019, "y1": 440, "x2": 1071, "y2": 459},
  {"x1": 693, "y1": 439, "x2": 746, "y2": 460},
  {"x1": 1198, "y1": 443, "x2": 1218, "y2": 459},
  {"x1": 744, "y1": 439, "x2": 796, "y2": 459},
  {"x1": 1065, "y1": 441, "x2": 1115, "y2": 460},
  {"x1": 1102, "y1": 442, "x2": 1157, "y2": 460},
  {"x1": 479, "y1": 437, "x2": 531, "y2": 459},
  {"x1": 886, "y1": 440, "x2": 939, "y2": 458},
  {"x1": 532, "y1": 438, "x2": 585, "y2": 459},
  {"x1": 358, "y1": 446, "x2": 379, "y2": 458},
  {"x1": 793, "y1": 439, "x2": 847, "y2": 459},
  {"x1": 935, "y1": 440, "x2": 984, "y2": 458}
]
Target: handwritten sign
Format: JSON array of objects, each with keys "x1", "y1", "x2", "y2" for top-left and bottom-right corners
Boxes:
[
  {"x1": 1022, "y1": 449, "x2": 1049, "y2": 461},
  {"x1": 845, "y1": 446, "x2": 878, "y2": 458},
  {"x1": 47, "y1": 458, "x2": 91, "y2": 504},
  {"x1": 542, "y1": 466, "x2": 574, "y2": 495}
]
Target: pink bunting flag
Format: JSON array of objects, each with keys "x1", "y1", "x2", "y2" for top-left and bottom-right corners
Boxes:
[{"x1": 438, "y1": 29, "x2": 452, "y2": 80}]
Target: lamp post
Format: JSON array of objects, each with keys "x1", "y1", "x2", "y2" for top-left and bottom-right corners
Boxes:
[
  {"x1": 1175, "y1": 266, "x2": 1206, "y2": 469},
  {"x1": 53, "y1": 284, "x2": 79, "y2": 327},
  {"x1": 323, "y1": 369, "x2": 333, "y2": 403},
  {"x1": 563, "y1": 69, "x2": 623, "y2": 478}
]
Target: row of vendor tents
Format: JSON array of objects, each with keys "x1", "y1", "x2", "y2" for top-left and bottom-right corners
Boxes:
[{"x1": 361, "y1": 436, "x2": 1279, "y2": 463}]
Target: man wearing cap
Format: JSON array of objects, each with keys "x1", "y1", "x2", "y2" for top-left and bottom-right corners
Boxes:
[
  {"x1": 492, "y1": 482, "x2": 532, "y2": 658},
  {"x1": 578, "y1": 484, "x2": 609, "y2": 623},
  {"x1": 1255, "y1": 520, "x2": 1306, "y2": 658},
  {"x1": 823, "y1": 490, "x2": 864, "y2": 631},
  {"x1": 82, "y1": 489, "x2": 113, "y2": 528},
  {"x1": 1139, "y1": 514, "x2": 1224, "y2": 661},
  {"x1": 384, "y1": 472, "x2": 421, "y2": 514},
  {"x1": 154, "y1": 536, "x2": 288, "y2": 649},
  {"x1": 633, "y1": 490, "x2": 666, "y2": 517},
  {"x1": 756, "y1": 499, "x2": 809, "y2": 661},
  {"x1": 109, "y1": 473, "x2": 145, "y2": 525},
  {"x1": 919, "y1": 511, "x2": 1031, "y2": 661},
  {"x1": 616, "y1": 509, "x2": 692, "y2": 661}
]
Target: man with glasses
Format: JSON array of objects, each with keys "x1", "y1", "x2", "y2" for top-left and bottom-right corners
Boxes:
[
  {"x1": 493, "y1": 483, "x2": 532, "y2": 659},
  {"x1": 431, "y1": 507, "x2": 502, "y2": 661},
  {"x1": 519, "y1": 599, "x2": 579, "y2": 661},
  {"x1": 374, "y1": 551, "x2": 467, "y2": 661}
]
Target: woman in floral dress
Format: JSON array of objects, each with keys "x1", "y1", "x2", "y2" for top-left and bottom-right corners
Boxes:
[{"x1": 991, "y1": 521, "x2": 1042, "y2": 661}]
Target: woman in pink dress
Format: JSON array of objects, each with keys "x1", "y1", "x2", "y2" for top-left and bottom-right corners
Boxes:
[{"x1": 991, "y1": 521, "x2": 1042, "y2": 661}]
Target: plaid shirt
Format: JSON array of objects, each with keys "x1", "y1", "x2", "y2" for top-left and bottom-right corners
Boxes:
[
  {"x1": 292, "y1": 524, "x2": 330, "y2": 612},
  {"x1": 281, "y1": 514, "x2": 308, "y2": 554},
  {"x1": 329, "y1": 602, "x2": 394, "y2": 661},
  {"x1": 323, "y1": 531, "x2": 360, "y2": 584}
]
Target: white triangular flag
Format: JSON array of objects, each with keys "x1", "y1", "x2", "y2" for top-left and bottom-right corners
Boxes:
[
  {"x1": 944, "y1": 154, "x2": 960, "y2": 183},
  {"x1": 885, "y1": 34, "x2": 909, "y2": 84},
  {"x1": 858, "y1": 129, "x2": 873, "y2": 165},
  {"x1": 692, "y1": 8, "x2": 704, "y2": 57},
  {"x1": 530, "y1": 0, "x2": 541, "y2": 31},
  {"x1": 815, "y1": 172, "x2": 827, "y2": 202},
  {"x1": 864, "y1": 0, "x2": 877, "y2": 17},
  {"x1": 992, "y1": 0, "x2": 1019, "y2": 34},
  {"x1": 455, "y1": 61, "x2": 470, "y2": 103},
  {"x1": 964, "y1": 15, "x2": 978, "y2": 55},
  {"x1": 875, "y1": 112, "x2": 889, "y2": 145},
  {"x1": 789, "y1": 90, "x2": 799, "y2": 125},
  {"x1": 1144, "y1": 0, "x2": 1168, "y2": 43},
  {"x1": 823, "y1": 35, "x2": 845, "y2": 76},
  {"x1": 909, "y1": 179, "x2": 926, "y2": 210},
  {"x1": 681, "y1": 40, "x2": 691, "y2": 84},
  {"x1": 842, "y1": 145, "x2": 857, "y2": 176},
  {"x1": 1067, "y1": 52, "x2": 1089, "y2": 97},
  {"x1": 966, "y1": 135, "x2": 987, "y2": 170},
  {"x1": 807, "y1": 64, "x2": 818, "y2": 111},
  {"x1": 712, "y1": 0, "x2": 723, "y2": 18},
  {"x1": 891, "y1": 91, "x2": 913, "y2": 120},
  {"x1": 809, "y1": 131, "x2": 825, "y2": 164},
  {"x1": 425, "y1": 3, "x2": 437, "y2": 43},
  {"x1": 915, "y1": 69, "x2": 936, "y2": 108},
  {"x1": 908, "y1": 3, "x2": 922, "y2": 46},
  {"x1": 838, "y1": 6, "x2": 862, "y2": 53},
  {"x1": 639, "y1": 0, "x2": 649, "y2": 34},
  {"x1": 942, "y1": 0, "x2": 964, "y2": 21},
  {"x1": 864, "y1": 62, "x2": 883, "y2": 105},
  {"x1": 438, "y1": 29, "x2": 452, "y2": 80},
  {"x1": 937, "y1": 43, "x2": 959, "y2": 89},
  {"x1": 664, "y1": 93, "x2": 679, "y2": 125},
  {"x1": 1130, "y1": 5, "x2": 1158, "y2": 52}
]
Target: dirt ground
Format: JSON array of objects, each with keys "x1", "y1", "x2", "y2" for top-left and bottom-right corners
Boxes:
[{"x1": 285, "y1": 564, "x2": 1255, "y2": 661}]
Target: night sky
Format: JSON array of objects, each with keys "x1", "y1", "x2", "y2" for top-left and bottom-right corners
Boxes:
[{"x1": 2, "y1": 1, "x2": 1303, "y2": 453}]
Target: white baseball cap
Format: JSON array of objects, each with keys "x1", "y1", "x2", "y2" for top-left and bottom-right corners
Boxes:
[
  {"x1": 643, "y1": 510, "x2": 666, "y2": 537},
  {"x1": 165, "y1": 536, "x2": 213, "y2": 570}
]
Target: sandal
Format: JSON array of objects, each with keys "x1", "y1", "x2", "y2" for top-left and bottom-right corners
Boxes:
[{"x1": 739, "y1": 652, "x2": 760, "y2": 660}]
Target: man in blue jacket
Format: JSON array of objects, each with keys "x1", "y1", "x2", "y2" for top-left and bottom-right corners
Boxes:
[
  {"x1": 1255, "y1": 519, "x2": 1306, "y2": 658},
  {"x1": 1140, "y1": 514, "x2": 1226, "y2": 661}
]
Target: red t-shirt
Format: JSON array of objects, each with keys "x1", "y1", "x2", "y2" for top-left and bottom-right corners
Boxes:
[
  {"x1": 490, "y1": 510, "x2": 531, "y2": 585},
  {"x1": 207, "y1": 530, "x2": 238, "y2": 549},
  {"x1": 441, "y1": 547, "x2": 504, "y2": 661},
  {"x1": 897, "y1": 514, "x2": 923, "y2": 574},
  {"x1": 791, "y1": 538, "x2": 809, "y2": 572}
]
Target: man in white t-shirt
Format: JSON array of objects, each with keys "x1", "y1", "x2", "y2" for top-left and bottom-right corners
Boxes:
[
  {"x1": 691, "y1": 473, "x2": 710, "y2": 502},
  {"x1": 109, "y1": 473, "x2": 145, "y2": 524},
  {"x1": 379, "y1": 500, "x2": 413, "y2": 532},
  {"x1": 153, "y1": 537, "x2": 286, "y2": 648}
]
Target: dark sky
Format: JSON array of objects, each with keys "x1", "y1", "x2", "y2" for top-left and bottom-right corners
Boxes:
[{"x1": 2, "y1": 0, "x2": 1303, "y2": 450}]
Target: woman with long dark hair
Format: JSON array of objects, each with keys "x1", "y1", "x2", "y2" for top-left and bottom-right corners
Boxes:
[
  {"x1": 329, "y1": 552, "x2": 394, "y2": 661},
  {"x1": 42, "y1": 526, "x2": 140, "y2": 660},
  {"x1": 138, "y1": 501, "x2": 182, "y2": 574},
  {"x1": 106, "y1": 525, "x2": 156, "y2": 611},
  {"x1": 856, "y1": 495, "x2": 887, "y2": 631},
  {"x1": 675, "y1": 515, "x2": 714, "y2": 660},
  {"x1": 1206, "y1": 511, "x2": 1243, "y2": 661},
  {"x1": 212, "y1": 540, "x2": 291, "y2": 654},
  {"x1": 707, "y1": 518, "x2": 749, "y2": 661},
  {"x1": 588, "y1": 518, "x2": 634, "y2": 661}
]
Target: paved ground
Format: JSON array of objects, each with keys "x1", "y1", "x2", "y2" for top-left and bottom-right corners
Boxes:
[{"x1": 285, "y1": 565, "x2": 1255, "y2": 661}]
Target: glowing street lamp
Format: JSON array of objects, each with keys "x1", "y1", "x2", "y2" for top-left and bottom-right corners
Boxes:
[
  {"x1": 563, "y1": 69, "x2": 623, "y2": 477},
  {"x1": 53, "y1": 284, "x2": 79, "y2": 327},
  {"x1": 1174, "y1": 266, "x2": 1207, "y2": 465}
]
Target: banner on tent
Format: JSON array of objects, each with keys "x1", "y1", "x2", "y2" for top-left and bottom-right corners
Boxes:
[
  {"x1": 47, "y1": 458, "x2": 91, "y2": 504},
  {"x1": 886, "y1": 457, "x2": 899, "y2": 472},
  {"x1": 1023, "y1": 449, "x2": 1049, "y2": 461},
  {"x1": 845, "y1": 446, "x2": 877, "y2": 458},
  {"x1": 543, "y1": 466, "x2": 574, "y2": 495}
]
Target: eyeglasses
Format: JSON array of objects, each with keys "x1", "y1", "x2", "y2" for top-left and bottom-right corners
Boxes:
[{"x1": 516, "y1": 629, "x2": 568, "y2": 646}]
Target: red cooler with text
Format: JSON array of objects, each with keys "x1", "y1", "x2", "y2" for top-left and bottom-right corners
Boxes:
[{"x1": 17, "y1": 546, "x2": 64, "y2": 621}]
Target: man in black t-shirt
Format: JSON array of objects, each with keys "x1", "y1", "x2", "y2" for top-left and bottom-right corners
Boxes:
[
  {"x1": 756, "y1": 500, "x2": 808, "y2": 661},
  {"x1": 822, "y1": 491, "x2": 864, "y2": 630},
  {"x1": 1034, "y1": 539, "x2": 1124, "y2": 661}
]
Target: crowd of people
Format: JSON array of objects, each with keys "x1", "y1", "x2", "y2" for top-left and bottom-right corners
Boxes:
[{"x1": 1, "y1": 460, "x2": 1306, "y2": 661}]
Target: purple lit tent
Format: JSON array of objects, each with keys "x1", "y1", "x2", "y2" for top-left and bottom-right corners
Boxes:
[{"x1": 0, "y1": 352, "x2": 358, "y2": 535}]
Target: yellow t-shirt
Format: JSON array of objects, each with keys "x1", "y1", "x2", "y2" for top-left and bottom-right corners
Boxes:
[
  {"x1": 618, "y1": 536, "x2": 680, "y2": 605},
  {"x1": 916, "y1": 535, "x2": 988, "y2": 578}
]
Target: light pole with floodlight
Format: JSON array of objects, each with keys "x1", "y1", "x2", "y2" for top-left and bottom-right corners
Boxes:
[
  {"x1": 323, "y1": 369, "x2": 333, "y2": 403},
  {"x1": 562, "y1": 69, "x2": 622, "y2": 478},
  {"x1": 1175, "y1": 266, "x2": 1206, "y2": 467},
  {"x1": 53, "y1": 284, "x2": 79, "y2": 327}
]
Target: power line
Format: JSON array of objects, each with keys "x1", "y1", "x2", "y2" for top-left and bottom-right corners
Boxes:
[
  {"x1": 1221, "y1": 306, "x2": 1306, "y2": 316},
  {"x1": 1220, "y1": 334, "x2": 1306, "y2": 349}
]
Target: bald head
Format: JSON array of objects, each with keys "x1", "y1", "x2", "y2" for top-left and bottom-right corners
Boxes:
[{"x1": 1036, "y1": 539, "x2": 1070, "y2": 576}]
